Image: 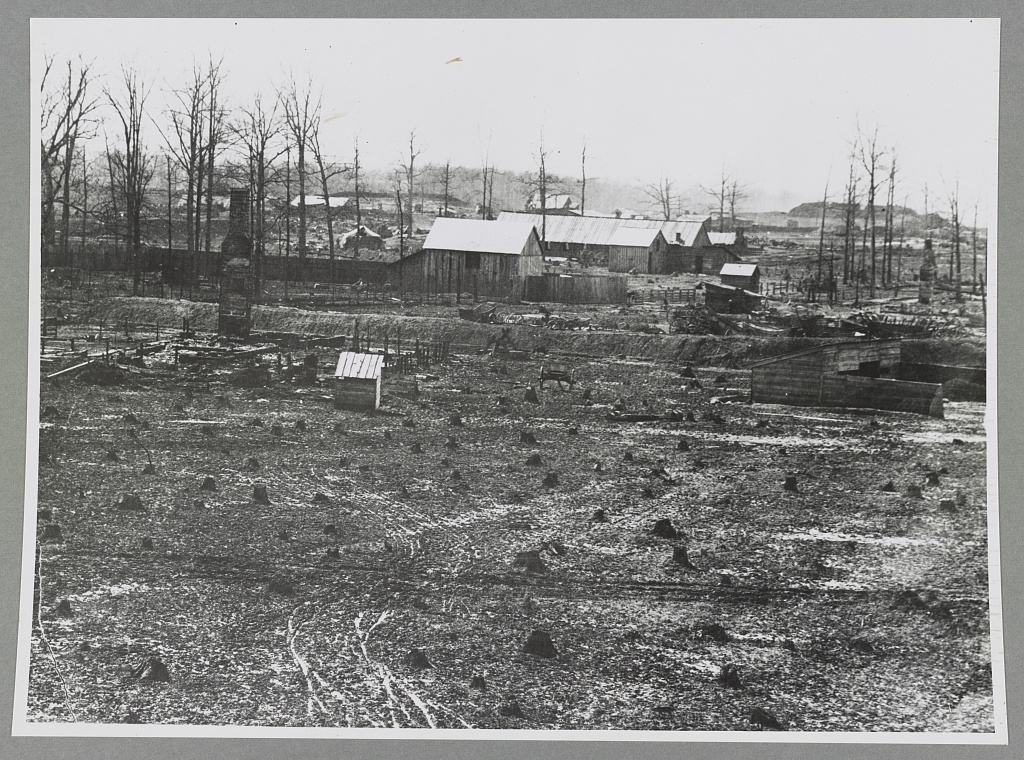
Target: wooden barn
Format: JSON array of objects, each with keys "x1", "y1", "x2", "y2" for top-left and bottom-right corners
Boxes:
[
  {"x1": 749, "y1": 339, "x2": 944, "y2": 417},
  {"x1": 333, "y1": 352, "x2": 384, "y2": 411},
  {"x1": 606, "y1": 227, "x2": 668, "y2": 274},
  {"x1": 720, "y1": 262, "x2": 760, "y2": 291},
  {"x1": 393, "y1": 218, "x2": 544, "y2": 299}
]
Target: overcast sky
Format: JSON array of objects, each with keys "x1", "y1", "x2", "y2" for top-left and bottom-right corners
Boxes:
[{"x1": 34, "y1": 17, "x2": 1000, "y2": 223}]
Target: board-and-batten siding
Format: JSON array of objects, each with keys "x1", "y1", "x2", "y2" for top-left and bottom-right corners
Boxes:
[
  {"x1": 750, "y1": 341, "x2": 942, "y2": 417},
  {"x1": 607, "y1": 237, "x2": 667, "y2": 274},
  {"x1": 397, "y1": 233, "x2": 543, "y2": 298}
]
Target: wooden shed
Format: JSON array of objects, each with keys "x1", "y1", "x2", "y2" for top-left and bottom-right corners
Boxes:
[
  {"x1": 720, "y1": 262, "x2": 760, "y2": 291},
  {"x1": 394, "y1": 218, "x2": 544, "y2": 299},
  {"x1": 333, "y1": 352, "x2": 384, "y2": 411},
  {"x1": 749, "y1": 339, "x2": 943, "y2": 417},
  {"x1": 606, "y1": 227, "x2": 668, "y2": 274}
]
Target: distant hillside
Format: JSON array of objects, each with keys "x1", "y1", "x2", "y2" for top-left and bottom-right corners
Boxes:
[{"x1": 789, "y1": 201, "x2": 919, "y2": 218}]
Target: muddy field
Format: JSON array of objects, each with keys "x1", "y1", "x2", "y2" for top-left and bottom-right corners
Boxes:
[{"x1": 27, "y1": 306, "x2": 994, "y2": 733}]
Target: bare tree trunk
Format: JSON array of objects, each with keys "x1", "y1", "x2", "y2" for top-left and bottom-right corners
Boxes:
[
  {"x1": 580, "y1": 142, "x2": 586, "y2": 216},
  {"x1": 60, "y1": 134, "x2": 75, "y2": 266},
  {"x1": 816, "y1": 178, "x2": 829, "y2": 285}
]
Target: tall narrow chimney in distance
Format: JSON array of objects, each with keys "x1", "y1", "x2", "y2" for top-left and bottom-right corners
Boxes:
[{"x1": 218, "y1": 188, "x2": 253, "y2": 338}]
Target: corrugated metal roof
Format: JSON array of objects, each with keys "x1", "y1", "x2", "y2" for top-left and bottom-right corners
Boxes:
[
  {"x1": 334, "y1": 352, "x2": 384, "y2": 379},
  {"x1": 708, "y1": 232, "x2": 737, "y2": 246},
  {"x1": 499, "y1": 212, "x2": 708, "y2": 248},
  {"x1": 720, "y1": 263, "x2": 759, "y2": 277},
  {"x1": 606, "y1": 226, "x2": 664, "y2": 247},
  {"x1": 422, "y1": 218, "x2": 538, "y2": 255},
  {"x1": 620, "y1": 219, "x2": 706, "y2": 247}
]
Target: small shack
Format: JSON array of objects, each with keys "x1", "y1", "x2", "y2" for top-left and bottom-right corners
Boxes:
[
  {"x1": 341, "y1": 225, "x2": 384, "y2": 251},
  {"x1": 720, "y1": 262, "x2": 760, "y2": 292},
  {"x1": 606, "y1": 227, "x2": 668, "y2": 274},
  {"x1": 702, "y1": 281, "x2": 765, "y2": 314},
  {"x1": 333, "y1": 352, "x2": 384, "y2": 411},
  {"x1": 748, "y1": 339, "x2": 943, "y2": 417}
]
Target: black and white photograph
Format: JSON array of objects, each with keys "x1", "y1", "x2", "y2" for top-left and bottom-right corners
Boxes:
[{"x1": 15, "y1": 15, "x2": 1004, "y2": 741}]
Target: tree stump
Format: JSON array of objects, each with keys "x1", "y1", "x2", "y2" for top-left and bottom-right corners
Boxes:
[
  {"x1": 249, "y1": 417, "x2": 265, "y2": 427},
  {"x1": 498, "y1": 700, "x2": 524, "y2": 718},
  {"x1": 449, "y1": 414, "x2": 463, "y2": 427},
  {"x1": 445, "y1": 437, "x2": 459, "y2": 450},
  {"x1": 926, "y1": 470, "x2": 940, "y2": 486},
  {"x1": 402, "y1": 418, "x2": 416, "y2": 428},
  {"x1": 105, "y1": 450, "x2": 119, "y2": 462},
  {"x1": 749, "y1": 706, "x2": 784, "y2": 730},
  {"x1": 55, "y1": 599, "x2": 73, "y2": 617},
  {"x1": 277, "y1": 530, "x2": 290, "y2": 541},
  {"x1": 451, "y1": 469, "x2": 462, "y2": 481},
  {"x1": 652, "y1": 518, "x2": 678, "y2": 539},
  {"x1": 313, "y1": 492, "x2": 329, "y2": 504},
  {"x1": 383, "y1": 431, "x2": 393, "y2": 441},
  {"x1": 956, "y1": 490, "x2": 968, "y2": 507},
  {"x1": 524, "y1": 387, "x2": 539, "y2": 404},
  {"x1": 782, "y1": 639, "x2": 797, "y2": 652},
  {"x1": 939, "y1": 499, "x2": 957, "y2": 513},
  {"x1": 244, "y1": 457, "x2": 260, "y2": 472},
  {"x1": 542, "y1": 472, "x2": 559, "y2": 488},
  {"x1": 581, "y1": 388, "x2": 592, "y2": 401},
  {"x1": 135, "y1": 657, "x2": 171, "y2": 683},
  {"x1": 677, "y1": 438, "x2": 690, "y2": 451},
  {"x1": 719, "y1": 573, "x2": 733, "y2": 587},
  {"x1": 326, "y1": 547, "x2": 340, "y2": 559},
  {"x1": 142, "y1": 463, "x2": 156, "y2": 475},
  {"x1": 38, "y1": 508, "x2": 52, "y2": 522},
  {"x1": 526, "y1": 453, "x2": 543, "y2": 467},
  {"x1": 641, "y1": 485, "x2": 655, "y2": 499},
  {"x1": 673, "y1": 545, "x2": 696, "y2": 569},
  {"x1": 406, "y1": 648, "x2": 433, "y2": 670},
  {"x1": 696, "y1": 621, "x2": 730, "y2": 642},
  {"x1": 623, "y1": 451, "x2": 634, "y2": 462},
  {"x1": 440, "y1": 458, "x2": 451, "y2": 467},
  {"x1": 881, "y1": 480, "x2": 896, "y2": 492},
  {"x1": 323, "y1": 523, "x2": 337, "y2": 535},
  {"x1": 271, "y1": 423, "x2": 283, "y2": 437},
  {"x1": 512, "y1": 550, "x2": 547, "y2": 575},
  {"x1": 567, "y1": 427, "x2": 579, "y2": 436},
  {"x1": 717, "y1": 663, "x2": 742, "y2": 689},
  {"x1": 470, "y1": 674, "x2": 487, "y2": 691},
  {"x1": 200, "y1": 476, "x2": 217, "y2": 492},
  {"x1": 268, "y1": 578, "x2": 295, "y2": 595},
  {"x1": 253, "y1": 484, "x2": 271, "y2": 504},
  {"x1": 410, "y1": 443, "x2": 423, "y2": 454},
  {"x1": 520, "y1": 430, "x2": 537, "y2": 445},
  {"x1": 333, "y1": 423, "x2": 346, "y2": 435},
  {"x1": 593, "y1": 461, "x2": 604, "y2": 472},
  {"x1": 141, "y1": 537, "x2": 154, "y2": 550},
  {"x1": 590, "y1": 508, "x2": 607, "y2": 523},
  {"x1": 358, "y1": 464, "x2": 371, "y2": 472},
  {"x1": 117, "y1": 493, "x2": 145, "y2": 511},
  {"x1": 906, "y1": 484, "x2": 923, "y2": 499},
  {"x1": 295, "y1": 419, "x2": 307, "y2": 432},
  {"x1": 523, "y1": 630, "x2": 557, "y2": 658},
  {"x1": 783, "y1": 475, "x2": 799, "y2": 493}
]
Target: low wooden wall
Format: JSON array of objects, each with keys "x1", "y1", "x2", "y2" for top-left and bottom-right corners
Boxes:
[
  {"x1": 333, "y1": 376, "x2": 380, "y2": 410},
  {"x1": 522, "y1": 273, "x2": 627, "y2": 304}
]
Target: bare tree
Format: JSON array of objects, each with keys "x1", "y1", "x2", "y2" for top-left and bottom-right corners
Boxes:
[
  {"x1": 856, "y1": 124, "x2": 886, "y2": 298},
  {"x1": 158, "y1": 62, "x2": 211, "y2": 293},
  {"x1": 40, "y1": 55, "x2": 99, "y2": 265},
  {"x1": 399, "y1": 130, "x2": 423, "y2": 235},
  {"x1": 279, "y1": 74, "x2": 321, "y2": 260},
  {"x1": 435, "y1": 159, "x2": 459, "y2": 218},
  {"x1": 580, "y1": 140, "x2": 587, "y2": 216},
  {"x1": 840, "y1": 157, "x2": 859, "y2": 284},
  {"x1": 105, "y1": 64, "x2": 155, "y2": 295},
  {"x1": 882, "y1": 150, "x2": 898, "y2": 286},
  {"x1": 307, "y1": 122, "x2": 348, "y2": 269},
  {"x1": 946, "y1": 177, "x2": 963, "y2": 301},
  {"x1": 726, "y1": 179, "x2": 748, "y2": 229},
  {"x1": 816, "y1": 173, "x2": 830, "y2": 284},
  {"x1": 202, "y1": 59, "x2": 228, "y2": 278},
  {"x1": 644, "y1": 177, "x2": 675, "y2": 221},
  {"x1": 701, "y1": 170, "x2": 730, "y2": 231},
  {"x1": 352, "y1": 136, "x2": 363, "y2": 258},
  {"x1": 232, "y1": 92, "x2": 282, "y2": 296}
]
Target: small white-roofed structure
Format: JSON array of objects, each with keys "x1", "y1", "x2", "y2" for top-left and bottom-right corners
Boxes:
[
  {"x1": 333, "y1": 352, "x2": 384, "y2": 411},
  {"x1": 719, "y1": 262, "x2": 760, "y2": 291}
]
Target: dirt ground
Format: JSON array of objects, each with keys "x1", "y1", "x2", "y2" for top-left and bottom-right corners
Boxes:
[{"x1": 27, "y1": 305, "x2": 993, "y2": 732}]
